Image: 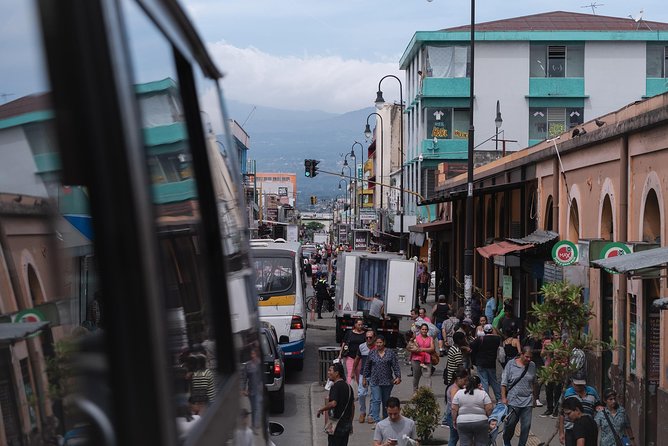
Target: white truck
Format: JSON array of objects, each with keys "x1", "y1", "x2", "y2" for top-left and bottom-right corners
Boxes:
[{"x1": 334, "y1": 251, "x2": 417, "y2": 347}]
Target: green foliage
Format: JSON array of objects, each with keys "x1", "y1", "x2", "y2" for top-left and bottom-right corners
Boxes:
[
  {"x1": 527, "y1": 281, "x2": 612, "y2": 385},
  {"x1": 305, "y1": 221, "x2": 325, "y2": 231},
  {"x1": 45, "y1": 337, "x2": 79, "y2": 400},
  {"x1": 401, "y1": 386, "x2": 440, "y2": 441}
]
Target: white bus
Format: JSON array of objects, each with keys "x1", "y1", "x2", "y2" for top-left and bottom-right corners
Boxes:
[{"x1": 251, "y1": 240, "x2": 307, "y2": 370}]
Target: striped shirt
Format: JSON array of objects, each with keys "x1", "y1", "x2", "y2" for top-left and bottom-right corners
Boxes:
[
  {"x1": 192, "y1": 368, "x2": 216, "y2": 403},
  {"x1": 562, "y1": 386, "x2": 600, "y2": 430},
  {"x1": 445, "y1": 345, "x2": 463, "y2": 384}
]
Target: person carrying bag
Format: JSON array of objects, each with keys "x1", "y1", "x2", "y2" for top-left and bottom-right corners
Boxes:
[
  {"x1": 318, "y1": 362, "x2": 355, "y2": 446},
  {"x1": 595, "y1": 388, "x2": 633, "y2": 446}
]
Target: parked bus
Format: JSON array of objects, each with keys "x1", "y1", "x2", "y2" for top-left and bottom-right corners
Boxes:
[
  {"x1": 0, "y1": 0, "x2": 279, "y2": 444},
  {"x1": 251, "y1": 241, "x2": 307, "y2": 370}
]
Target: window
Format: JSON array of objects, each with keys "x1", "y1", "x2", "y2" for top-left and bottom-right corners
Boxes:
[
  {"x1": 254, "y1": 257, "x2": 294, "y2": 294},
  {"x1": 647, "y1": 45, "x2": 668, "y2": 77},
  {"x1": 530, "y1": 44, "x2": 584, "y2": 78},
  {"x1": 529, "y1": 107, "x2": 583, "y2": 140},
  {"x1": 425, "y1": 107, "x2": 470, "y2": 140},
  {"x1": 424, "y1": 45, "x2": 470, "y2": 78}
]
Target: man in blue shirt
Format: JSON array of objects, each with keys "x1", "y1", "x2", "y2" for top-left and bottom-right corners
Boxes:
[{"x1": 484, "y1": 289, "x2": 496, "y2": 322}]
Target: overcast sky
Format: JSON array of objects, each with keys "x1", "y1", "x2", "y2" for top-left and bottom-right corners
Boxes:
[{"x1": 182, "y1": 0, "x2": 668, "y2": 113}]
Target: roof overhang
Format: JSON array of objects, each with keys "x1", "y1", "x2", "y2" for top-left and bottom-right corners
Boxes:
[
  {"x1": 592, "y1": 246, "x2": 668, "y2": 274},
  {"x1": 0, "y1": 322, "x2": 49, "y2": 345},
  {"x1": 477, "y1": 241, "x2": 534, "y2": 259},
  {"x1": 409, "y1": 219, "x2": 451, "y2": 233}
]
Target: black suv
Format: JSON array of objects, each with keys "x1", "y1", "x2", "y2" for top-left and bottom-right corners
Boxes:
[{"x1": 260, "y1": 321, "x2": 285, "y2": 413}]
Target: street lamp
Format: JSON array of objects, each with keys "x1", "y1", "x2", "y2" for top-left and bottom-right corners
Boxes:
[
  {"x1": 495, "y1": 100, "x2": 503, "y2": 153},
  {"x1": 363, "y1": 112, "x2": 385, "y2": 211},
  {"x1": 338, "y1": 178, "x2": 349, "y2": 228},
  {"x1": 427, "y1": 0, "x2": 475, "y2": 318},
  {"x1": 349, "y1": 141, "x2": 363, "y2": 230},
  {"x1": 375, "y1": 75, "x2": 404, "y2": 254}
]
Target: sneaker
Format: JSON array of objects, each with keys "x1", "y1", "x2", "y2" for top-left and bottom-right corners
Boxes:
[
  {"x1": 367, "y1": 417, "x2": 375, "y2": 424},
  {"x1": 540, "y1": 408, "x2": 553, "y2": 418},
  {"x1": 535, "y1": 399, "x2": 544, "y2": 407},
  {"x1": 551, "y1": 408, "x2": 559, "y2": 418}
]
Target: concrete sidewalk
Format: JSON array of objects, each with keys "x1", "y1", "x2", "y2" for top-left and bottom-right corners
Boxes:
[{"x1": 308, "y1": 303, "x2": 557, "y2": 445}]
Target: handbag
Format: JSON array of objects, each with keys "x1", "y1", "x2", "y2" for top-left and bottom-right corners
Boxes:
[
  {"x1": 497, "y1": 345, "x2": 506, "y2": 364},
  {"x1": 325, "y1": 384, "x2": 352, "y2": 435},
  {"x1": 430, "y1": 351, "x2": 440, "y2": 365}
]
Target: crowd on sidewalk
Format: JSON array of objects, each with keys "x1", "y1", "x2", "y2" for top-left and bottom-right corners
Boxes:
[{"x1": 318, "y1": 286, "x2": 635, "y2": 446}]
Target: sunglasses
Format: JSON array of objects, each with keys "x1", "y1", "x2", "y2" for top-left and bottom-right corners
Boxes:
[{"x1": 366, "y1": 336, "x2": 374, "y2": 339}]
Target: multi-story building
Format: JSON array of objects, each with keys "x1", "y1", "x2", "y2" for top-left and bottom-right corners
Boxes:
[
  {"x1": 255, "y1": 173, "x2": 297, "y2": 207},
  {"x1": 399, "y1": 11, "x2": 668, "y2": 227}
]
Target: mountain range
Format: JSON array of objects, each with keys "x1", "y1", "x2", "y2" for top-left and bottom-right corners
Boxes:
[{"x1": 226, "y1": 100, "x2": 376, "y2": 208}]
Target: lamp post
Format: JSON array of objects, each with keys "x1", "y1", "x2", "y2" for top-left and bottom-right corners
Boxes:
[
  {"x1": 349, "y1": 141, "x2": 363, "y2": 230},
  {"x1": 495, "y1": 100, "x2": 503, "y2": 153},
  {"x1": 342, "y1": 156, "x2": 353, "y2": 229},
  {"x1": 364, "y1": 112, "x2": 385, "y2": 211},
  {"x1": 338, "y1": 178, "x2": 349, "y2": 228},
  {"x1": 375, "y1": 75, "x2": 404, "y2": 255}
]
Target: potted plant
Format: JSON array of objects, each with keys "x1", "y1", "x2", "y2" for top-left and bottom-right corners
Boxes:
[{"x1": 401, "y1": 387, "x2": 442, "y2": 444}]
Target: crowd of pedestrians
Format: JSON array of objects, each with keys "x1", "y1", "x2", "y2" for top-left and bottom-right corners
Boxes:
[{"x1": 320, "y1": 281, "x2": 633, "y2": 446}]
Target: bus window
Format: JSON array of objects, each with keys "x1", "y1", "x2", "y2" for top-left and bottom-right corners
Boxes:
[{"x1": 0, "y1": 1, "x2": 108, "y2": 444}]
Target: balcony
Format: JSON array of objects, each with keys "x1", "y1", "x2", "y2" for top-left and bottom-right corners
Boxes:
[
  {"x1": 422, "y1": 77, "x2": 470, "y2": 98},
  {"x1": 528, "y1": 78, "x2": 585, "y2": 98}
]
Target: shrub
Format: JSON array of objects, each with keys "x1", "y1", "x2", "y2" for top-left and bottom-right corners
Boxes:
[{"x1": 401, "y1": 386, "x2": 440, "y2": 442}]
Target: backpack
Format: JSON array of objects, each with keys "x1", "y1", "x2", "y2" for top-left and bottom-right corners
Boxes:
[{"x1": 443, "y1": 317, "x2": 459, "y2": 347}]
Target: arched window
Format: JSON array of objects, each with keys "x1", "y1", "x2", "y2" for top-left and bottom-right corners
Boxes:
[
  {"x1": 544, "y1": 195, "x2": 553, "y2": 231},
  {"x1": 600, "y1": 195, "x2": 614, "y2": 241},
  {"x1": 642, "y1": 189, "x2": 661, "y2": 244},
  {"x1": 27, "y1": 264, "x2": 45, "y2": 306}
]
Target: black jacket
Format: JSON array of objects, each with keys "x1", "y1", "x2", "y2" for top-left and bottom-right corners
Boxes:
[{"x1": 471, "y1": 334, "x2": 501, "y2": 369}]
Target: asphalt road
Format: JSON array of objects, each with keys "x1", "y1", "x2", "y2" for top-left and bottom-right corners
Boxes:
[{"x1": 269, "y1": 324, "x2": 335, "y2": 445}]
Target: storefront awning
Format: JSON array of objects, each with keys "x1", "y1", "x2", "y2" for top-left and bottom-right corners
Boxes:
[
  {"x1": 476, "y1": 241, "x2": 535, "y2": 259},
  {"x1": 592, "y1": 246, "x2": 668, "y2": 274},
  {"x1": 0, "y1": 322, "x2": 49, "y2": 345},
  {"x1": 506, "y1": 230, "x2": 559, "y2": 246},
  {"x1": 408, "y1": 219, "x2": 450, "y2": 234}
]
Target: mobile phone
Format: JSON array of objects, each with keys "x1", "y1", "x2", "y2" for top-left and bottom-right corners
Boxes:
[{"x1": 388, "y1": 439, "x2": 397, "y2": 445}]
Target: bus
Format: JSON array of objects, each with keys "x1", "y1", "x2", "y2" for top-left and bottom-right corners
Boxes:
[
  {"x1": 0, "y1": 0, "x2": 279, "y2": 444},
  {"x1": 251, "y1": 241, "x2": 307, "y2": 370}
]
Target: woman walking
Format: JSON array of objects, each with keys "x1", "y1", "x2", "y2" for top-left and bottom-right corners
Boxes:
[
  {"x1": 362, "y1": 335, "x2": 402, "y2": 424},
  {"x1": 409, "y1": 323, "x2": 435, "y2": 393},
  {"x1": 339, "y1": 318, "x2": 366, "y2": 384},
  {"x1": 443, "y1": 367, "x2": 469, "y2": 446},
  {"x1": 594, "y1": 388, "x2": 633, "y2": 446},
  {"x1": 500, "y1": 328, "x2": 521, "y2": 369},
  {"x1": 452, "y1": 375, "x2": 494, "y2": 446}
]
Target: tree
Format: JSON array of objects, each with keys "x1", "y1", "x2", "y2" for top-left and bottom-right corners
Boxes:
[
  {"x1": 527, "y1": 281, "x2": 609, "y2": 385},
  {"x1": 304, "y1": 221, "x2": 324, "y2": 232}
]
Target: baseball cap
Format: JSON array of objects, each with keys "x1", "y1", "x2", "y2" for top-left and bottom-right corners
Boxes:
[
  {"x1": 572, "y1": 377, "x2": 586, "y2": 385},
  {"x1": 483, "y1": 324, "x2": 493, "y2": 333},
  {"x1": 462, "y1": 318, "x2": 473, "y2": 326}
]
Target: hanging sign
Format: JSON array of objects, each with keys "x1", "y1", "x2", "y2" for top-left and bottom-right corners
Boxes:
[
  {"x1": 599, "y1": 242, "x2": 632, "y2": 274},
  {"x1": 552, "y1": 240, "x2": 578, "y2": 266}
]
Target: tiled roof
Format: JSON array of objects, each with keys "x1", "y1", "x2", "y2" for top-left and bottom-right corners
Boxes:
[
  {"x1": 0, "y1": 93, "x2": 51, "y2": 121},
  {"x1": 442, "y1": 11, "x2": 668, "y2": 32}
]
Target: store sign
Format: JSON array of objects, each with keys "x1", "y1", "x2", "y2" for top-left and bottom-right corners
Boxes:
[
  {"x1": 599, "y1": 242, "x2": 632, "y2": 274},
  {"x1": 12, "y1": 308, "x2": 46, "y2": 323},
  {"x1": 552, "y1": 240, "x2": 578, "y2": 266}
]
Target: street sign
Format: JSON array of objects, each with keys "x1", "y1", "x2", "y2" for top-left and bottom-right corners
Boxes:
[{"x1": 552, "y1": 240, "x2": 578, "y2": 266}]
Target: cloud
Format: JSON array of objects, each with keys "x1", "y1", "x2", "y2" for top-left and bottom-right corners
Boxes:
[{"x1": 207, "y1": 41, "x2": 402, "y2": 113}]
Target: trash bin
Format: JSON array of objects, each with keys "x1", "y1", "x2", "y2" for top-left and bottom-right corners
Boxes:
[{"x1": 318, "y1": 346, "x2": 341, "y2": 385}]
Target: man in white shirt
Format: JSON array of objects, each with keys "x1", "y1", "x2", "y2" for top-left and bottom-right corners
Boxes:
[{"x1": 373, "y1": 397, "x2": 417, "y2": 446}]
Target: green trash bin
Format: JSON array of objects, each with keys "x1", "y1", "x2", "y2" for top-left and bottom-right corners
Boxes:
[{"x1": 318, "y1": 346, "x2": 340, "y2": 385}]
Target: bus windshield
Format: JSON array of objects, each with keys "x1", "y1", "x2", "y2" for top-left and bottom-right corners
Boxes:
[{"x1": 254, "y1": 257, "x2": 295, "y2": 295}]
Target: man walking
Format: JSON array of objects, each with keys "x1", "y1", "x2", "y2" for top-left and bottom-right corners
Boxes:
[
  {"x1": 373, "y1": 397, "x2": 417, "y2": 446},
  {"x1": 501, "y1": 345, "x2": 537, "y2": 446},
  {"x1": 561, "y1": 398, "x2": 598, "y2": 446},
  {"x1": 558, "y1": 377, "x2": 601, "y2": 446},
  {"x1": 317, "y1": 362, "x2": 354, "y2": 446},
  {"x1": 471, "y1": 324, "x2": 502, "y2": 401}
]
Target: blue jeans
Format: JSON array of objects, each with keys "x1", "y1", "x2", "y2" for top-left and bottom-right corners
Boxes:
[
  {"x1": 369, "y1": 384, "x2": 393, "y2": 422},
  {"x1": 358, "y1": 374, "x2": 368, "y2": 415},
  {"x1": 503, "y1": 405, "x2": 532, "y2": 446},
  {"x1": 445, "y1": 412, "x2": 459, "y2": 446},
  {"x1": 477, "y1": 367, "x2": 501, "y2": 401}
]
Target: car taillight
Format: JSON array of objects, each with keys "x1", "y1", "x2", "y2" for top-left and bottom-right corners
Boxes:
[
  {"x1": 274, "y1": 359, "x2": 282, "y2": 377},
  {"x1": 290, "y1": 316, "x2": 303, "y2": 330}
]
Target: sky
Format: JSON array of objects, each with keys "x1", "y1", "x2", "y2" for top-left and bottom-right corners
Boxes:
[{"x1": 181, "y1": 0, "x2": 668, "y2": 113}]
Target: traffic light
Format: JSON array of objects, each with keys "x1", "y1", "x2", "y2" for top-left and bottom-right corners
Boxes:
[
  {"x1": 310, "y1": 196, "x2": 317, "y2": 205},
  {"x1": 304, "y1": 159, "x2": 312, "y2": 177},
  {"x1": 309, "y1": 159, "x2": 320, "y2": 177}
]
